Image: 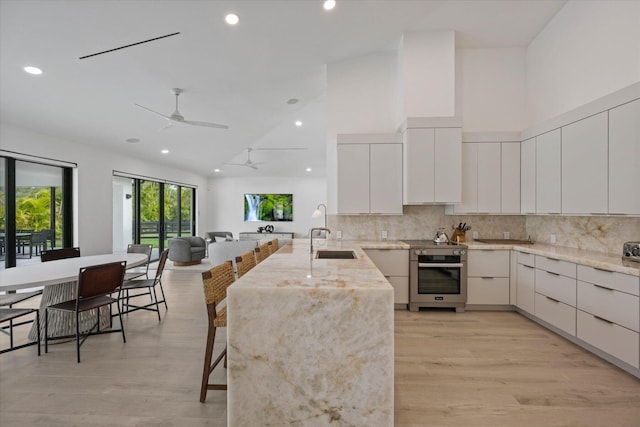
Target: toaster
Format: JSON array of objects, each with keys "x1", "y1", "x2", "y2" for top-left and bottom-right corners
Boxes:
[{"x1": 623, "y1": 241, "x2": 640, "y2": 262}]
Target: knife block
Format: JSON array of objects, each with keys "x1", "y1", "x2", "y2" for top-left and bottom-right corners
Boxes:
[{"x1": 451, "y1": 229, "x2": 466, "y2": 243}]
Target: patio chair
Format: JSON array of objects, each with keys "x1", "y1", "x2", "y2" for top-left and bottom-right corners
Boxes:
[
  {"x1": 30, "y1": 230, "x2": 50, "y2": 256},
  {"x1": 45, "y1": 261, "x2": 127, "y2": 363}
]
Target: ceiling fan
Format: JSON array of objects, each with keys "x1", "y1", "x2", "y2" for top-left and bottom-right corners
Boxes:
[
  {"x1": 223, "y1": 147, "x2": 307, "y2": 170},
  {"x1": 135, "y1": 88, "x2": 228, "y2": 130}
]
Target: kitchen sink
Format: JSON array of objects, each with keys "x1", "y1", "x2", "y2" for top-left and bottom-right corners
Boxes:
[{"x1": 315, "y1": 250, "x2": 358, "y2": 259}]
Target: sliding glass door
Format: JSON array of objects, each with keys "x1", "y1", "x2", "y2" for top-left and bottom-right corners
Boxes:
[
  {"x1": 1, "y1": 156, "x2": 73, "y2": 269},
  {"x1": 113, "y1": 175, "x2": 195, "y2": 261}
]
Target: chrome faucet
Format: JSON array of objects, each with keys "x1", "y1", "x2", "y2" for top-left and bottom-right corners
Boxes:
[{"x1": 310, "y1": 227, "x2": 331, "y2": 253}]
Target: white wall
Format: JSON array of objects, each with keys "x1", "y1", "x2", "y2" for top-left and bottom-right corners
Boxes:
[
  {"x1": 457, "y1": 48, "x2": 527, "y2": 132},
  {"x1": 1, "y1": 123, "x2": 208, "y2": 256},
  {"x1": 527, "y1": 0, "x2": 640, "y2": 126},
  {"x1": 400, "y1": 31, "x2": 456, "y2": 118},
  {"x1": 206, "y1": 176, "x2": 326, "y2": 238}
]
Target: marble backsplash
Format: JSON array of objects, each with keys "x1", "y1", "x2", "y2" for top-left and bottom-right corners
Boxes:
[{"x1": 328, "y1": 205, "x2": 639, "y2": 255}]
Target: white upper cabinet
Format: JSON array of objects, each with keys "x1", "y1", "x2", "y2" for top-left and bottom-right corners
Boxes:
[
  {"x1": 520, "y1": 138, "x2": 536, "y2": 214},
  {"x1": 536, "y1": 129, "x2": 562, "y2": 214},
  {"x1": 434, "y1": 128, "x2": 462, "y2": 203},
  {"x1": 501, "y1": 143, "x2": 521, "y2": 214},
  {"x1": 476, "y1": 143, "x2": 501, "y2": 213},
  {"x1": 609, "y1": 99, "x2": 640, "y2": 215},
  {"x1": 403, "y1": 127, "x2": 461, "y2": 204},
  {"x1": 562, "y1": 112, "x2": 608, "y2": 214},
  {"x1": 370, "y1": 143, "x2": 403, "y2": 214},
  {"x1": 337, "y1": 134, "x2": 403, "y2": 215},
  {"x1": 451, "y1": 141, "x2": 520, "y2": 214},
  {"x1": 337, "y1": 143, "x2": 370, "y2": 214}
]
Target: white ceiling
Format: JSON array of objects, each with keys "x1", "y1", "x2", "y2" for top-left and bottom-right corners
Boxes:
[{"x1": 0, "y1": 0, "x2": 566, "y2": 178}]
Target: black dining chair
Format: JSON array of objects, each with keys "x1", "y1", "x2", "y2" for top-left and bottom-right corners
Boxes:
[
  {"x1": 40, "y1": 247, "x2": 81, "y2": 262},
  {"x1": 0, "y1": 308, "x2": 40, "y2": 355},
  {"x1": 45, "y1": 261, "x2": 126, "y2": 363},
  {"x1": 120, "y1": 249, "x2": 169, "y2": 321},
  {"x1": 123, "y1": 244, "x2": 153, "y2": 281}
]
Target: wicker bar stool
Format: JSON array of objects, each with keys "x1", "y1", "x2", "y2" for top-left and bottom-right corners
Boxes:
[
  {"x1": 255, "y1": 243, "x2": 270, "y2": 264},
  {"x1": 200, "y1": 261, "x2": 235, "y2": 402},
  {"x1": 267, "y1": 239, "x2": 279, "y2": 255},
  {"x1": 235, "y1": 250, "x2": 257, "y2": 278}
]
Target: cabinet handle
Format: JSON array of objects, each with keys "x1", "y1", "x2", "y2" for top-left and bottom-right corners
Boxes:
[
  {"x1": 593, "y1": 315, "x2": 614, "y2": 325},
  {"x1": 545, "y1": 271, "x2": 560, "y2": 276},
  {"x1": 481, "y1": 277, "x2": 494, "y2": 280},
  {"x1": 546, "y1": 257, "x2": 560, "y2": 262},
  {"x1": 545, "y1": 296, "x2": 560, "y2": 303},
  {"x1": 521, "y1": 264, "x2": 534, "y2": 269},
  {"x1": 593, "y1": 267, "x2": 612, "y2": 273},
  {"x1": 593, "y1": 284, "x2": 614, "y2": 292}
]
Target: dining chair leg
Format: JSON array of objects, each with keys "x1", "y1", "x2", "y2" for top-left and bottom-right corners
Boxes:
[
  {"x1": 117, "y1": 302, "x2": 126, "y2": 344},
  {"x1": 44, "y1": 308, "x2": 49, "y2": 354},
  {"x1": 76, "y1": 310, "x2": 81, "y2": 363},
  {"x1": 35, "y1": 310, "x2": 41, "y2": 356},
  {"x1": 158, "y1": 282, "x2": 168, "y2": 310},
  {"x1": 152, "y1": 287, "x2": 161, "y2": 321}
]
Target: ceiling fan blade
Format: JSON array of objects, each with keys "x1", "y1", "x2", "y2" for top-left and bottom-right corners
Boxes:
[
  {"x1": 182, "y1": 120, "x2": 229, "y2": 129},
  {"x1": 135, "y1": 103, "x2": 172, "y2": 120}
]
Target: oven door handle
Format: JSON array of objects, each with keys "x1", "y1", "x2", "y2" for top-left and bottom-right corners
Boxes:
[{"x1": 418, "y1": 263, "x2": 464, "y2": 268}]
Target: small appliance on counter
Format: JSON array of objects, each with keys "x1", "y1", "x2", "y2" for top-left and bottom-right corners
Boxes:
[
  {"x1": 434, "y1": 228, "x2": 449, "y2": 243},
  {"x1": 623, "y1": 241, "x2": 640, "y2": 262}
]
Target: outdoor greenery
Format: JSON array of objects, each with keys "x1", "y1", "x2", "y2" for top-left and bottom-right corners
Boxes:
[{"x1": 0, "y1": 187, "x2": 62, "y2": 238}]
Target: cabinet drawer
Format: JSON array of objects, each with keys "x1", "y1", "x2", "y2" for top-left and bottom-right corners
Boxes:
[
  {"x1": 365, "y1": 249, "x2": 409, "y2": 277},
  {"x1": 517, "y1": 252, "x2": 535, "y2": 267},
  {"x1": 535, "y1": 255, "x2": 576, "y2": 278},
  {"x1": 516, "y1": 264, "x2": 535, "y2": 314},
  {"x1": 535, "y1": 269, "x2": 576, "y2": 306},
  {"x1": 577, "y1": 265, "x2": 639, "y2": 296},
  {"x1": 535, "y1": 293, "x2": 576, "y2": 335},
  {"x1": 577, "y1": 281, "x2": 639, "y2": 332},
  {"x1": 388, "y1": 276, "x2": 409, "y2": 305},
  {"x1": 577, "y1": 310, "x2": 640, "y2": 369},
  {"x1": 468, "y1": 250, "x2": 510, "y2": 277},
  {"x1": 468, "y1": 277, "x2": 510, "y2": 305}
]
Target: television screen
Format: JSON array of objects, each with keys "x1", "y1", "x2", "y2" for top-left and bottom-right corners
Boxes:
[{"x1": 244, "y1": 193, "x2": 293, "y2": 222}]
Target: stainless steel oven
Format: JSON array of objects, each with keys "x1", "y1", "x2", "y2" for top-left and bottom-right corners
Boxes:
[{"x1": 403, "y1": 241, "x2": 467, "y2": 312}]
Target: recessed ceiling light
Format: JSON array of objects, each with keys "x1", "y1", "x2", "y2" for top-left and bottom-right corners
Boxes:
[
  {"x1": 23, "y1": 66, "x2": 43, "y2": 75},
  {"x1": 287, "y1": 98, "x2": 299, "y2": 105},
  {"x1": 306, "y1": 168, "x2": 312, "y2": 172},
  {"x1": 225, "y1": 13, "x2": 239, "y2": 25},
  {"x1": 161, "y1": 149, "x2": 169, "y2": 154},
  {"x1": 214, "y1": 168, "x2": 221, "y2": 173},
  {"x1": 295, "y1": 121, "x2": 303, "y2": 127},
  {"x1": 125, "y1": 138, "x2": 140, "y2": 143},
  {"x1": 323, "y1": 0, "x2": 336, "y2": 11}
]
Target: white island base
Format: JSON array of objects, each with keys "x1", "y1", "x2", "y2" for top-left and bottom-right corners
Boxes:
[{"x1": 227, "y1": 240, "x2": 394, "y2": 426}]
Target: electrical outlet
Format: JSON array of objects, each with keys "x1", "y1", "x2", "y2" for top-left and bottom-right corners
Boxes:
[
  {"x1": 503, "y1": 231, "x2": 510, "y2": 240},
  {"x1": 336, "y1": 230, "x2": 342, "y2": 240},
  {"x1": 381, "y1": 230, "x2": 388, "y2": 240},
  {"x1": 550, "y1": 233, "x2": 557, "y2": 244},
  {"x1": 473, "y1": 231, "x2": 479, "y2": 240}
]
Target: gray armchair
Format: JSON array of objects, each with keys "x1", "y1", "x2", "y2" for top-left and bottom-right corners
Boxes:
[{"x1": 168, "y1": 236, "x2": 206, "y2": 266}]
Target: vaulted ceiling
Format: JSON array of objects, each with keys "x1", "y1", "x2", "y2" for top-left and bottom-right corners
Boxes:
[{"x1": 0, "y1": 0, "x2": 566, "y2": 178}]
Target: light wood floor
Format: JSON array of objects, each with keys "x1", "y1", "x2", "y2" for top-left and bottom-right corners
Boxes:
[{"x1": 1, "y1": 268, "x2": 639, "y2": 426}]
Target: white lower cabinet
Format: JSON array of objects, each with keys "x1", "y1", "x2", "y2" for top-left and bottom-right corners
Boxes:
[
  {"x1": 467, "y1": 250, "x2": 510, "y2": 306},
  {"x1": 535, "y1": 293, "x2": 576, "y2": 335},
  {"x1": 364, "y1": 249, "x2": 409, "y2": 307},
  {"x1": 516, "y1": 261, "x2": 535, "y2": 314},
  {"x1": 577, "y1": 310, "x2": 639, "y2": 369}
]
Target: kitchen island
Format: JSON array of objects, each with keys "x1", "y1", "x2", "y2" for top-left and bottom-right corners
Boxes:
[{"x1": 226, "y1": 239, "x2": 395, "y2": 426}]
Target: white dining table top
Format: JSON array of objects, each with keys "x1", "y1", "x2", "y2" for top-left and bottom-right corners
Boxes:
[{"x1": 0, "y1": 253, "x2": 147, "y2": 292}]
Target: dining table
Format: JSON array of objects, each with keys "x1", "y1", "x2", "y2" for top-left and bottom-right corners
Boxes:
[{"x1": 0, "y1": 253, "x2": 147, "y2": 341}]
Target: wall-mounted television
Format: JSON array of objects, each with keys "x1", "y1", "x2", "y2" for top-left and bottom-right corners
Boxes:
[{"x1": 244, "y1": 193, "x2": 293, "y2": 222}]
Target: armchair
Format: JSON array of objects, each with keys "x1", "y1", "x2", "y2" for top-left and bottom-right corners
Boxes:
[{"x1": 168, "y1": 236, "x2": 206, "y2": 266}]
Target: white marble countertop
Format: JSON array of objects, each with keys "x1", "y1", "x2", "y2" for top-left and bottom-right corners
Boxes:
[
  {"x1": 228, "y1": 239, "x2": 395, "y2": 290},
  {"x1": 464, "y1": 242, "x2": 639, "y2": 277}
]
